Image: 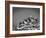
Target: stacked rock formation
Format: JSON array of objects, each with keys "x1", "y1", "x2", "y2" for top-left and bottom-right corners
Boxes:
[{"x1": 17, "y1": 16, "x2": 40, "y2": 31}]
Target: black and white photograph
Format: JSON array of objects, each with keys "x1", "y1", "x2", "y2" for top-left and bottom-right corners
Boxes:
[{"x1": 13, "y1": 7, "x2": 40, "y2": 31}]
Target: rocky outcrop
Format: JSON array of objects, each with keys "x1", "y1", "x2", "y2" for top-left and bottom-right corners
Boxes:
[{"x1": 16, "y1": 16, "x2": 40, "y2": 31}]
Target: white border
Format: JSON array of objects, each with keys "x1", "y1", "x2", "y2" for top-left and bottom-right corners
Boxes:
[{"x1": 10, "y1": 4, "x2": 43, "y2": 34}]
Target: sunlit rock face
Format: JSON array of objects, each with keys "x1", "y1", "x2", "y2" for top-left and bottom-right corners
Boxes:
[{"x1": 16, "y1": 16, "x2": 40, "y2": 31}]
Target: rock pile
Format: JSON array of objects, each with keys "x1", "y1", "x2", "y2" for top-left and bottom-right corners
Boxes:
[{"x1": 16, "y1": 16, "x2": 40, "y2": 31}]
